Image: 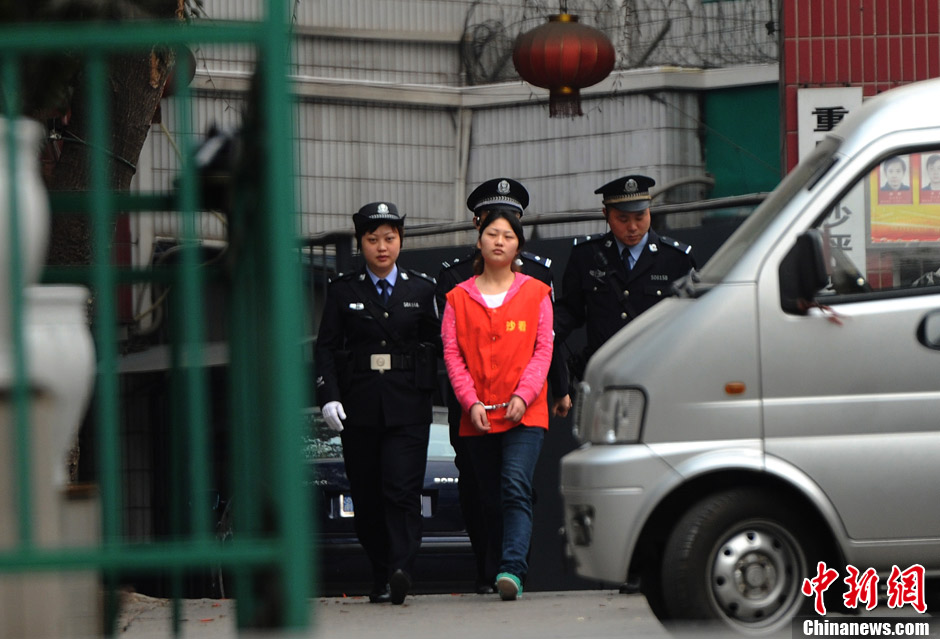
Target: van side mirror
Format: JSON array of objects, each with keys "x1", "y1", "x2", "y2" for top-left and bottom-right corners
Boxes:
[
  {"x1": 779, "y1": 229, "x2": 829, "y2": 314},
  {"x1": 918, "y1": 311, "x2": 940, "y2": 349}
]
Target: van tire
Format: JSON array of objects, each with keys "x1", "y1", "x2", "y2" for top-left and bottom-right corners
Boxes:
[
  {"x1": 641, "y1": 566, "x2": 669, "y2": 621},
  {"x1": 659, "y1": 488, "x2": 815, "y2": 633}
]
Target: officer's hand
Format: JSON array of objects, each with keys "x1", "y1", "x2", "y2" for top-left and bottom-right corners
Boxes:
[
  {"x1": 552, "y1": 394, "x2": 572, "y2": 418},
  {"x1": 470, "y1": 403, "x2": 490, "y2": 432},
  {"x1": 506, "y1": 395, "x2": 527, "y2": 423},
  {"x1": 322, "y1": 401, "x2": 346, "y2": 432}
]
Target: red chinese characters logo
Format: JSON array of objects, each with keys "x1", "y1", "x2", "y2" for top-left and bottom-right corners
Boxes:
[
  {"x1": 801, "y1": 562, "x2": 926, "y2": 615},
  {"x1": 887, "y1": 564, "x2": 926, "y2": 613},
  {"x1": 801, "y1": 561, "x2": 838, "y2": 615},
  {"x1": 843, "y1": 565, "x2": 879, "y2": 611}
]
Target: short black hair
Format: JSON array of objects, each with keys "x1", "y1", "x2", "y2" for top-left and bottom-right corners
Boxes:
[
  {"x1": 478, "y1": 209, "x2": 525, "y2": 249},
  {"x1": 883, "y1": 156, "x2": 907, "y2": 172},
  {"x1": 356, "y1": 222, "x2": 404, "y2": 251}
]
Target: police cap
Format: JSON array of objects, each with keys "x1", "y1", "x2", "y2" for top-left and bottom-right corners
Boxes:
[
  {"x1": 466, "y1": 177, "x2": 529, "y2": 216},
  {"x1": 353, "y1": 201, "x2": 405, "y2": 237},
  {"x1": 595, "y1": 175, "x2": 655, "y2": 212}
]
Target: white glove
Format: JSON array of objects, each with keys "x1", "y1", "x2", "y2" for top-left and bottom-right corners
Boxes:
[{"x1": 322, "y1": 401, "x2": 346, "y2": 432}]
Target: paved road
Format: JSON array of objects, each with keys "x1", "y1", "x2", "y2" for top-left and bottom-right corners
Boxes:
[
  {"x1": 112, "y1": 590, "x2": 937, "y2": 639},
  {"x1": 114, "y1": 590, "x2": 685, "y2": 639}
]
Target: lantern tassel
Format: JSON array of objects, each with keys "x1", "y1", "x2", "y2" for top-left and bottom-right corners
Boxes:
[{"x1": 549, "y1": 87, "x2": 583, "y2": 118}]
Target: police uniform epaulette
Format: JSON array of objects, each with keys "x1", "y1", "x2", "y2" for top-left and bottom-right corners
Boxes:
[
  {"x1": 520, "y1": 250, "x2": 552, "y2": 269},
  {"x1": 572, "y1": 234, "x2": 604, "y2": 247},
  {"x1": 327, "y1": 271, "x2": 357, "y2": 284},
  {"x1": 439, "y1": 252, "x2": 474, "y2": 271},
  {"x1": 404, "y1": 268, "x2": 437, "y2": 285},
  {"x1": 658, "y1": 235, "x2": 693, "y2": 255}
]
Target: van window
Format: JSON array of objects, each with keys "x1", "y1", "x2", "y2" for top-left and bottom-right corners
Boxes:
[
  {"x1": 814, "y1": 151, "x2": 940, "y2": 300},
  {"x1": 700, "y1": 137, "x2": 840, "y2": 284}
]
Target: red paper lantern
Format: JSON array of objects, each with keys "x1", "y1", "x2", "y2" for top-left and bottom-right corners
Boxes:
[
  {"x1": 162, "y1": 46, "x2": 197, "y2": 99},
  {"x1": 512, "y1": 14, "x2": 616, "y2": 118}
]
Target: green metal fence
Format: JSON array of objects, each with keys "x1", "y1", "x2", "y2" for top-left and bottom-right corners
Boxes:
[{"x1": 0, "y1": 3, "x2": 312, "y2": 635}]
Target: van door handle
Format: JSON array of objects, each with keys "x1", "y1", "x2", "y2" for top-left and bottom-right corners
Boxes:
[{"x1": 917, "y1": 311, "x2": 940, "y2": 349}]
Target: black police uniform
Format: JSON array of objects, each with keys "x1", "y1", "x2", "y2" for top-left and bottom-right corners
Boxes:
[
  {"x1": 554, "y1": 175, "x2": 696, "y2": 380},
  {"x1": 434, "y1": 177, "x2": 566, "y2": 592},
  {"x1": 315, "y1": 203, "x2": 440, "y2": 602}
]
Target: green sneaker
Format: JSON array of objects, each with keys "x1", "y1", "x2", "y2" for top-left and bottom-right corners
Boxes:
[{"x1": 496, "y1": 573, "x2": 522, "y2": 601}]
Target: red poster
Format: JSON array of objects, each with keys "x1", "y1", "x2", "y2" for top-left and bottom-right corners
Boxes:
[{"x1": 870, "y1": 153, "x2": 940, "y2": 243}]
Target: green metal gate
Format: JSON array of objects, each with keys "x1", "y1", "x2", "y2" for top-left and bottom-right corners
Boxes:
[{"x1": 0, "y1": 2, "x2": 313, "y2": 635}]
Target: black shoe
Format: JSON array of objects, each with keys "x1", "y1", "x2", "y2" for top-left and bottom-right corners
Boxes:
[
  {"x1": 619, "y1": 576, "x2": 641, "y2": 594},
  {"x1": 475, "y1": 578, "x2": 496, "y2": 594},
  {"x1": 389, "y1": 569, "x2": 411, "y2": 605},
  {"x1": 369, "y1": 583, "x2": 391, "y2": 604}
]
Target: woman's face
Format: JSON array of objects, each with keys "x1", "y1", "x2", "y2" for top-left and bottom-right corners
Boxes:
[
  {"x1": 361, "y1": 223, "x2": 400, "y2": 277},
  {"x1": 476, "y1": 216, "x2": 519, "y2": 269}
]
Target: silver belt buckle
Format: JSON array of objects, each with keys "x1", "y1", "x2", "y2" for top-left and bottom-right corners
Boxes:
[{"x1": 370, "y1": 353, "x2": 391, "y2": 373}]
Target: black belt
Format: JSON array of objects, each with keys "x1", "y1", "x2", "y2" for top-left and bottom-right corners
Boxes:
[{"x1": 354, "y1": 353, "x2": 415, "y2": 372}]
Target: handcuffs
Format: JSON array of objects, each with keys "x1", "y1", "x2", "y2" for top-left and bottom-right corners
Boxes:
[{"x1": 480, "y1": 401, "x2": 510, "y2": 411}]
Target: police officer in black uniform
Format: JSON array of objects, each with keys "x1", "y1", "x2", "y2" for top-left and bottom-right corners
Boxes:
[
  {"x1": 315, "y1": 202, "x2": 440, "y2": 605},
  {"x1": 435, "y1": 177, "x2": 569, "y2": 594},
  {"x1": 555, "y1": 175, "x2": 696, "y2": 380}
]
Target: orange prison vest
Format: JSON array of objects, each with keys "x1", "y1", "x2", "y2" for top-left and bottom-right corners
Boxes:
[{"x1": 447, "y1": 277, "x2": 551, "y2": 436}]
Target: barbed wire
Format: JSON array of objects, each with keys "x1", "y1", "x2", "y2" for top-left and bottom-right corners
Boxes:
[{"x1": 460, "y1": 0, "x2": 779, "y2": 85}]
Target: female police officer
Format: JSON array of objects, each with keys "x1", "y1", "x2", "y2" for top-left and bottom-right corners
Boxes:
[{"x1": 315, "y1": 202, "x2": 440, "y2": 605}]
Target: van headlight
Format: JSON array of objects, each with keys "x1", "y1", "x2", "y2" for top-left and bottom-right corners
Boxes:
[
  {"x1": 571, "y1": 382, "x2": 590, "y2": 441},
  {"x1": 580, "y1": 388, "x2": 646, "y2": 444}
]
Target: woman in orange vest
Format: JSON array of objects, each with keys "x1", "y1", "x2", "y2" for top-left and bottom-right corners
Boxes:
[{"x1": 441, "y1": 209, "x2": 553, "y2": 601}]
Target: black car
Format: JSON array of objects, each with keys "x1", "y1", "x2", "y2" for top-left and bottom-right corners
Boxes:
[{"x1": 305, "y1": 406, "x2": 474, "y2": 595}]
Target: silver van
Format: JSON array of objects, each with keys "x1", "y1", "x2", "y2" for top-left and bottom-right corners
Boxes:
[{"x1": 560, "y1": 77, "x2": 940, "y2": 634}]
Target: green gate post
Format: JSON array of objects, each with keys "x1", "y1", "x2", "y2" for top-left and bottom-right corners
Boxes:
[{"x1": 0, "y1": 1, "x2": 314, "y2": 634}]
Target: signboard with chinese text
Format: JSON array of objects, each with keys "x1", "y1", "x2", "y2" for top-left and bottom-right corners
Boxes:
[
  {"x1": 797, "y1": 87, "x2": 863, "y2": 161},
  {"x1": 821, "y1": 180, "x2": 867, "y2": 277}
]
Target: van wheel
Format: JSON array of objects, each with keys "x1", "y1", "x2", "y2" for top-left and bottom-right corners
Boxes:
[
  {"x1": 641, "y1": 564, "x2": 670, "y2": 620},
  {"x1": 660, "y1": 488, "x2": 815, "y2": 634}
]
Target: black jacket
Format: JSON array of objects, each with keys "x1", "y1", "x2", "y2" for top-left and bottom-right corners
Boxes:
[
  {"x1": 315, "y1": 266, "x2": 440, "y2": 428},
  {"x1": 554, "y1": 230, "x2": 695, "y2": 369}
]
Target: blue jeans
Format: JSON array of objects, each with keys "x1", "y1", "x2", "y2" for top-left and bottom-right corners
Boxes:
[{"x1": 466, "y1": 425, "x2": 544, "y2": 580}]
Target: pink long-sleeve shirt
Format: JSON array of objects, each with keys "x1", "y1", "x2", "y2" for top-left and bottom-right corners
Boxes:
[{"x1": 442, "y1": 273, "x2": 554, "y2": 428}]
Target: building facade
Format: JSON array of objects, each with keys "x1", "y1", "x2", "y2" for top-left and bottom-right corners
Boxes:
[
  {"x1": 134, "y1": 0, "x2": 781, "y2": 249},
  {"x1": 782, "y1": 0, "x2": 940, "y2": 171}
]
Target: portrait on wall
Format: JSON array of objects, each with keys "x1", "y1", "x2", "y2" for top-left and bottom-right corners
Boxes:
[
  {"x1": 870, "y1": 152, "x2": 940, "y2": 243},
  {"x1": 921, "y1": 153, "x2": 940, "y2": 203},
  {"x1": 877, "y1": 155, "x2": 913, "y2": 205}
]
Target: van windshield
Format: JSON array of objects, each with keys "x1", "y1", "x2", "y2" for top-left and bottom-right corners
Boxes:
[{"x1": 697, "y1": 137, "x2": 842, "y2": 285}]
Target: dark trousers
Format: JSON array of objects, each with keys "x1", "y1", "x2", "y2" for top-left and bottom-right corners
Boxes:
[
  {"x1": 447, "y1": 390, "x2": 490, "y2": 586},
  {"x1": 465, "y1": 425, "x2": 544, "y2": 582},
  {"x1": 341, "y1": 422, "x2": 430, "y2": 584}
]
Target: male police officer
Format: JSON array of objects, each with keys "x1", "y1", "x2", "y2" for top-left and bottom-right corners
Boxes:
[
  {"x1": 555, "y1": 175, "x2": 696, "y2": 382},
  {"x1": 436, "y1": 178, "x2": 554, "y2": 310},
  {"x1": 435, "y1": 177, "x2": 568, "y2": 593}
]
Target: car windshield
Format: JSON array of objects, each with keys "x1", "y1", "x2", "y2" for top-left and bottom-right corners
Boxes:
[
  {"x1": 302, "y1": 407, "x2": 455, "y2": 461},
  {"x1": 426, "y1": 424, "x2": 456, "y2": 459},
  {"x1": 696, "y1": 136, "x2": 842, "y2": 286}
]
